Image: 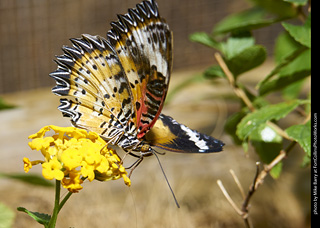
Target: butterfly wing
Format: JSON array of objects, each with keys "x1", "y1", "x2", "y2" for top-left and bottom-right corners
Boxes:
[
  {"x1": 50, "y1": 34, "x2": 137, "y2": 144},
  {"x1": 144, "y1": 114, "x2": 225, "y2": 153},
  {"x1": 108, "y1": 0, "x2": 172, "y2": 139},
  {"x1": 50, "y1": 0, "x2": 171, "y2": 146}
]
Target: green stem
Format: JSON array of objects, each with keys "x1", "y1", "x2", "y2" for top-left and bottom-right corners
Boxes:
[
  {"x1": 58, "y1": 191, "x2": 73, "y2": 213},
  {"x1": 47, "y1": 180, "x2": 61, "y2": 228}
]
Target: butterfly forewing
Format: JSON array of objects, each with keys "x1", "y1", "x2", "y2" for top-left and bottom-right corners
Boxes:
[{"x1": 107, "y1": 0, "x2": 172, "y2": 139}]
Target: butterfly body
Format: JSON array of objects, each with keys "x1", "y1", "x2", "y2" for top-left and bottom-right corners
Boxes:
[{"x1": 50, "y1": 0, "x2": 224, "y2": 159}]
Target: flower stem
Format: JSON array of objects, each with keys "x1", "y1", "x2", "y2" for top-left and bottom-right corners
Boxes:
[
  {"x1": 48, "y1": 180, "x2": 61, "y2": 228},
  {"x1": 58, "y1": 191, "x2": 73, "y2": 213}
]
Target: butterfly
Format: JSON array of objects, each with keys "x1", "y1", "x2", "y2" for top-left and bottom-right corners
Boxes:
[{"x1": 50, "y1": 0, "x2": 224, "y2": 162}]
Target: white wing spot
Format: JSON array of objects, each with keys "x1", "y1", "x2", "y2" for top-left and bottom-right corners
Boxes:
[{"x1": 180, "y1": 125, "x2": 209, "y2": 152}]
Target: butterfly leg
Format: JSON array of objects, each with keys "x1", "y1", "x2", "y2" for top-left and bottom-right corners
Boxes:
[
  {"x1": 123, "y1": 147, "x2": 154, "y2": 177},
  {"x1": 127, "y1": 155, "x2": 144, "y2": 178}
]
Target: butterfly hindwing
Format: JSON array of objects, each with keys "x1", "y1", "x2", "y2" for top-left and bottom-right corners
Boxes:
[
  {"x1": 144, "y1": 114, "x2": 225, "y2": 153},
  {"x1": 50, "y1": 34, "x2": 137, "y2": 142}
]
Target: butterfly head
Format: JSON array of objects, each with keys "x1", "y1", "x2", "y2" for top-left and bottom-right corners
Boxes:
[
  {"x1": 130, "y1": 141, "x2": 166, "y2": 157},
  {"x1": 140, "y1": 143, "x2": 152, "y2": 153}
]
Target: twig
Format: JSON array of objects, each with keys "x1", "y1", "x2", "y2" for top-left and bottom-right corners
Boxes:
[
  {"x1": 241, "y1": 162, "x2": 260, "y2": 228},
  {"x1": 214, "y1": 53, "x2": 255, "y2": 112},
  {"x1": 230, "y1": 168, "x2": 253, "y2": 228},
  {"x1": 217, "y1": 141, "x2": 298, "y2": 228},
  {"x1": 217, "y1": 168, "x2": 256, "y2": 228},
  {"x1": 240, "y1": 142, "x2": 297, "y2": 225},
  {"x1": 254, "y1": 142, "x2": 296, "y2": 189},
  {"x1": 218, "y1": 146, "x2": 294, "y2": 228},
  {"x1": 217, "y1": 180, "x2": 243, "y2": 216},
  {"x1": 214, "y1": 52, "x2": 292, "y2": 141},
  {"x1": 230, "y1": 169, "x2": 246, "y2": 199},
  {"x1": 214, "y1": 51, "x2": 308, "y2": 227}
]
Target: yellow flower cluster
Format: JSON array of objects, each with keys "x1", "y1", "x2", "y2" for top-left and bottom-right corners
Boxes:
[{"x1": 24, "y1": 125, "x2": 131, "y2": 192}]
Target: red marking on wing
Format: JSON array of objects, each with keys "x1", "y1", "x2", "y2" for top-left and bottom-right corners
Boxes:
[{"x1": 137, "y1": 85, "x2": 167, "y2": 139}]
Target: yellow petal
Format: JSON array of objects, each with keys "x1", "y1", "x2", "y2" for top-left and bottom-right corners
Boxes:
[
  {"x1": 23, "y1": 157, "x2": 32, "y2": 173},
  {"x1": 42, "y1": 157, "x2": 64, "y2": 180}
]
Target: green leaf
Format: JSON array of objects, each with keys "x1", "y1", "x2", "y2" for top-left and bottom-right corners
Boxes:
[
  {"x1": 282, "y1": 79, "x2": 306, "y2": 100},
  {"x1": 220, "y1": 33, "x2": 255, "y2": 59},
  {"x1": 0, "y1": 203, "x2": 15, "y2": 228},
  {"x1": 305, "y1": 92, "x2": 311, "y2": 115},
  {"x1": 257, "y1": 14, "x2": 310, "y2": 89},
  {"x1": 214, "y1": 7, "x2": 281, "y2": 34},
  {"x1": 257, "y1": 45, "x2": 307, "y2": 88},
  {"x1": 189, "y1": 32, "x2": 220, "y2": 49},
  {"x1": 250, "y1": 124, "x2": 283, "y2": 178},
  {"x1": 301, "y1": 154, "x2": 311, "y2": 167},
  {"x1": 270, "y1": 163, "x2": 283, "y2": 179},
  {"x1": 274, "y1": 32, "x2": 302, "y2": 64},
  {"x1": 241, "y1": 140, "x2": 249, "y2": 153},
  {"x1": 259, "y1": 69, "x2": 310, "y2": 96},
  {"x1": 259, "y1": 68, "x2": 311, "y2": 96},
  {"x1": 249, "y1": 0, "x2": 297, "y2": 18},
  {"x1": 17, "y1": 207, "x2": 51, "y2": 225},
  {"x1": 203, "y1": 65, "x2": 226, "y2": 79},
  {"x1": 250, "y1": 123, "x2": 282, "y2": 143},
  {"x1": 0, "y1": 173, "x2": 54, "y2": 187},
  {"x1": 226, "y1": 45, "x2": 267, "y2": 77},
  {"x1": 285, "y1": 120, "x2": 311, "y2": 156},
  {"x1": 284, "y1": 0, "x2": 308, "y2": 5},
  {"x1": 237, "y1": 100, "x2": 303, "y2": 140},
  {"x1": 278, "y1": 48, "x2": 311, "y2": 76},
  {"x1": 217, "y1": 32, "x2": 266, "y2": 77},
  {"x1": 282, "y1": 13, "x2": 311, "y2": 48},
  {"x1": 225, "y1": 110, "x2": 248, "y2": 145},
  {"x1": 259, "y1": 48, "x2": 310, "y2": 95}
]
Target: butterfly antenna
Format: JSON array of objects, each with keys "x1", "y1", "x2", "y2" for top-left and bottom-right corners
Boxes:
[{"x1": 152, "y1": 150, "x2": 180, "y2": 208}]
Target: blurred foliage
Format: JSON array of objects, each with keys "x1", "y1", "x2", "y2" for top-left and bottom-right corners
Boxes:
[
  {"x1": 0, "y1": 203, "x2": 15, "y2": 228},
  {"x1": 0, "y1": 173, "x2": 54, "y2": 187},
  {"x1": 186, "y1": 0, "x2": 311, "y2": 178},
  {"x1": 0, "y1": 173, "x2": 53, "y2": 227},
  {"x1": 0, "y1": 97, "x2": 16, "y2": 111}
]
